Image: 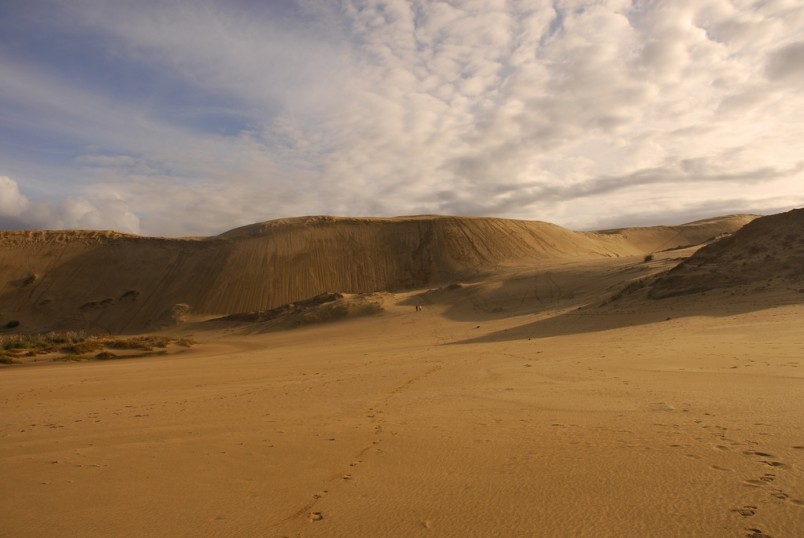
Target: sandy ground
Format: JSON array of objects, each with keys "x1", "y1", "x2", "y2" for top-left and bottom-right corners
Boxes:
[{"x1": 1, "y1": 254, "x2": 802, "y2": 537}]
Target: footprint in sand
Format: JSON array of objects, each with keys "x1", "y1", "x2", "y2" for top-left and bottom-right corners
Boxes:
[
  {"x1": 744, "y1": 528, "x2": 772, "y2": 538},
  {"x1": 742, "y1": 451, "x2": 788, "y2": 469},
  {"x1": 731, "y1": 505, "x2": 757, "y2": 517},
  {"x1": 743, "y1": 450, "x2": 775, "y2": 458},
  {"x1": 744, "y1": 472, "x2": 777, "y2": 488}
]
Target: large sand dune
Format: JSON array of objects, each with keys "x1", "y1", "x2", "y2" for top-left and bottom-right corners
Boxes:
[
  {"x1": 0, "y1": 215, "x2": 753, "y2": 333},
  {"x1": 2, "y1": 211, "x2": 802, "y2": 538}
]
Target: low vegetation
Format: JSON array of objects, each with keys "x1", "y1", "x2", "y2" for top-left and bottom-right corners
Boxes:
[{"x1": 0, "y1": 331, "x2": 194, "y2": 364}]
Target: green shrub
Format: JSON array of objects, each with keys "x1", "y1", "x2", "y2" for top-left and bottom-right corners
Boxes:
[{"x1": 3, "y1": 340, "x2": 26, "y2": 350}]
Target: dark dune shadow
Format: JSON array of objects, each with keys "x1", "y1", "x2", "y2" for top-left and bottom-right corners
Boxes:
[
  {"x1": 451, "y1": 288, "x2": 804, "y2": 345},
  {"x1": 398, "y1": 257, "x2": 673, "y2": 322}
]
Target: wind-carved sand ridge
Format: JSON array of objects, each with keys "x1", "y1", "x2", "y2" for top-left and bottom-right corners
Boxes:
[{"x1": 1, "y1": 211, "x2": 802, "y2": 537}]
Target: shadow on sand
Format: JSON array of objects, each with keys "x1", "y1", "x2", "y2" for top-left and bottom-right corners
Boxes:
[
  {"x1": 397, "y1": 257, "x2": 677, "y2": 322},
  {"x1": 451, "y1": 287, "x2": 804, "y2": 345}
]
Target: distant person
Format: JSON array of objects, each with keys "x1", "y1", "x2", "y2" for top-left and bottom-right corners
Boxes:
[{"x1": 415, "y1": 304, "x2": 422, "y2": 312}]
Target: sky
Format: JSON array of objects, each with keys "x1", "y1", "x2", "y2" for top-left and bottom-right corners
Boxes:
[{"x1": 1, "y1": 0, "x2": 803, "y2": 237}]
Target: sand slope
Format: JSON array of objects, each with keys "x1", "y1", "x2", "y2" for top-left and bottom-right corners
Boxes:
[
  {"x1": 597, "y1": 214, "x2": 757, "y2": 253},
  {"x1": 213, "y1": 292, "x2": 386, "y2": 331},
  {"x1": 651, "y1": 209, "x2": 804, "y2": 298},
  {"x1": 0, "y1": 215, "x2": 753, "y2": 333}
]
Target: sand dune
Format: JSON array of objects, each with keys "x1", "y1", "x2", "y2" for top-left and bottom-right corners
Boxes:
[
  {"x1": 0, "y1": 214, "x2": 753, "y2": 333},
  {"x1": 2, "y1": 211, "x2": 802, "y2": 538},
  {"x1": 650, "y1": 209, "x2": 804, "y2": 298},
  {"x1": 597, "y1": 213, "x2": 757, "y2": 253}
]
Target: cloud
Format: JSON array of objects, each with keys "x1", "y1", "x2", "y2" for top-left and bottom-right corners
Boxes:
[
  {"x1": 766, "y1": 40, "x2": 804, "y2": 82},
  {"x1": 0, "y1": 176, "x2": 141, "y2": 234},
  {"x1": 0, "y1": 176, "x2": 30, "y2": 218},
  {"x1": 1, "y1": 1, "x2": 803, "y2": 236}
]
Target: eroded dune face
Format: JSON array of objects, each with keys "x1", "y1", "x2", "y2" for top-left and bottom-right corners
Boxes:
[
  {"x1": 650, "y1": 209, "x2": 804, "y2": 298},
  {"x1": 0, "y1": 215, "x2": 754, "y2": 333}
]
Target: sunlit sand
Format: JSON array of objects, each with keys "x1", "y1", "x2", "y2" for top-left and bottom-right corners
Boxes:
[{"x1": 1, "y1": 211, "x2": 802, "y2": 537}]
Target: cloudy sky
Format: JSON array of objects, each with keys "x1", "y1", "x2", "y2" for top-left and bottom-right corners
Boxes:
[{"x1": 1, "y1": 0, "x2": 803, "y2": 236}]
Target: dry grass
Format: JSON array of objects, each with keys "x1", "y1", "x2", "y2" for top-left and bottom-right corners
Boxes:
[
  {"x1": 1, "y1": 331, "x2": 89, "y2": 352},
  {"x1": 0, "y1": 332, "x2": 195, "y2": 363}
]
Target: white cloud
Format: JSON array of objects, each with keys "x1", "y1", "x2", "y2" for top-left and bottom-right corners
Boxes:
[
  {"x1": 1, "y1": 0, "x2": 803, "y2": 235},
  {"x1": 0, "y1": 176, "x2": 141, "y2": 234},
  {"x1": 0, "y1": 176, "x2": 30, "y2": 218}
]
